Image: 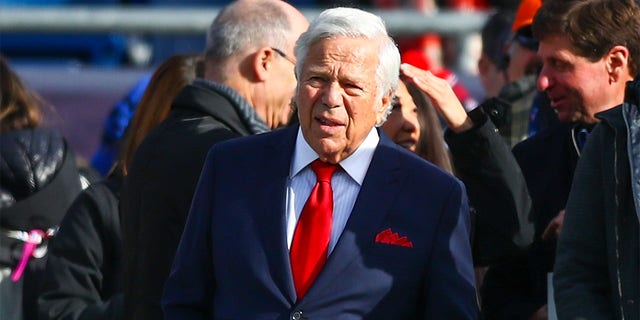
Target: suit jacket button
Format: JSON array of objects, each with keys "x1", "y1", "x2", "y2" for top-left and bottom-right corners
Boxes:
[{"x1": 291, "y1": 310, "x2": 303, "y2": 320}]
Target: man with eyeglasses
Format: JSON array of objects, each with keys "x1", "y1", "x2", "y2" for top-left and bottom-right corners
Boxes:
[{"x1": 119, "y1": 1, "x2": 308, "y2": 319}]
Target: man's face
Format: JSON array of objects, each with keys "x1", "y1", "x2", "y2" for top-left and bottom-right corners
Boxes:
[
  {"x1": 478, "y1": 53, "x2": 507, "y2": 98},
  {"x1": 295, "y1": 37, "x2": 391, "y2": 164},
  {"x1": 265, "y1": 47, "x2": 299, "y2": 128},
  {"x1": 381, "y1": 81, "x2": 421, "y2": 152},
  {"x1": 537, "y1": 35, "x2": 614, "y2": 124},
  {"x1": 506, "y1": 40, "x2": 539, "y2": 83}
]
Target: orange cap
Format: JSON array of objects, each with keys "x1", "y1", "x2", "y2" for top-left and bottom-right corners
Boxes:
[{"x1": 512, "y1": 0, "x2": 542, "y2": 32}]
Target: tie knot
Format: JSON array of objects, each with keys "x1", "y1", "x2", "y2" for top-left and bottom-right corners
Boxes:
[{"x1": 311, "y1": 159, "x2": 338, "y2": 182}]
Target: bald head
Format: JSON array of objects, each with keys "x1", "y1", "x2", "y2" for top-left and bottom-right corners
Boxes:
[{"x1": 204, "y1": 0, "x2": 308, "y2": 76}]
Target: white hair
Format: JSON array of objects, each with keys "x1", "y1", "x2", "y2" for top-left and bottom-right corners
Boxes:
[{"x1": 294, "y1": 7, "x2": 400, "y2": 125}]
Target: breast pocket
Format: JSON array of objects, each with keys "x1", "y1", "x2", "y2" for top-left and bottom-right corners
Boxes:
[{"x1": 362, "y1": 243, "x2": 428, "y2": 280}]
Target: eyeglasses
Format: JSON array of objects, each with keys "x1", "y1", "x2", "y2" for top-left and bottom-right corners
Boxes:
[{"x1": 271, "y1": 47, "x2": 296, "y2": 65}]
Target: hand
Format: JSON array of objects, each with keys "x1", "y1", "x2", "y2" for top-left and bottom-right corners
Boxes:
[
  {"x1": 529, "y1": 304, "x2": 548, "y2": 320},
  {"x1": 399, "y1": 63, "x2": 474, "y2": 133},
  {"x1": 542, "y1": 209, "x2": 566, "y2": 241}
]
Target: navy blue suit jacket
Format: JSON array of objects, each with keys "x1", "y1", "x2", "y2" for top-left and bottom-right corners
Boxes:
[{"x1": 162, "y1": 126, "x2": 478, "y2": 319}]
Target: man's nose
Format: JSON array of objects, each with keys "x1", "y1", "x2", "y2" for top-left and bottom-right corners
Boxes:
[
  {"x1": 321, "y1": 83, "x2": 342, "y2": 108},
  {"x1": 537, "y1": 66, "x2": 551, "y2": 91}
]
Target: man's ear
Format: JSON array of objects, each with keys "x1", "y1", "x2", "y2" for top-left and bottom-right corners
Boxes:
[
  {"x1": 605, "y1": 45, "x2": 630, "y2": 82},
  {"x1": 253, "y1": 47, "x2": 276, "y2": 81},
  {"x1": 376, "y1": 91, "x2": 394, "y2": 123}
]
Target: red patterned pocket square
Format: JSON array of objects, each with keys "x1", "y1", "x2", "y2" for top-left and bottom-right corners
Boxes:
[{"x1": 374, "y1": 228, "x2": 413, "y2": 248}]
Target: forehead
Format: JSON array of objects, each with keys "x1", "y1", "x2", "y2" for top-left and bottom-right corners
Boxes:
[
  {"x1": 538, "y1": 35, "x2": 581, "y2": 61},
  {"x1": 303, "y1": 37, "x2": 379, "y2": 76}
]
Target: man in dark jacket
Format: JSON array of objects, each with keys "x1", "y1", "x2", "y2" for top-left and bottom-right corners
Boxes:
[
  {"x1": 480, "y1": 0, "x2": 640, "y2": 319},
  {"x1": 553, "y1": 78, "x2": 640, "y2": 320},
  {"x1": 119, "y1": 1, "x2": 308, "y2": 319}
]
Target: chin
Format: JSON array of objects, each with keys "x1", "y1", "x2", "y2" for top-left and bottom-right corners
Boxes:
[{"x1": 555, "y1": 110, "x2": 577, "y2": 123}]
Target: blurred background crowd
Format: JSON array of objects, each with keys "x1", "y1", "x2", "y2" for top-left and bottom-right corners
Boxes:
[
  {"x1": 1, "y1": 0, "x2": 518, "y2": 165},
  {"x1": 5, "y1": 0, "x2": 633, "y2": 319}
]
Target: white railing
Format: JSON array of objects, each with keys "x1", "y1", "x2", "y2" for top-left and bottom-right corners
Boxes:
[{"x1": 0, "y1": 6, "x2": 488, "y2": 36}]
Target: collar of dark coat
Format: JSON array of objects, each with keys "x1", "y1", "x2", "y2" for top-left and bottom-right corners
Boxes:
[
  {"x1": 171, "y1": 79, "x2": 269, "y2": 135},
  {"x1": 593, "y1": 80, "x2": 640, "y2": 225}
]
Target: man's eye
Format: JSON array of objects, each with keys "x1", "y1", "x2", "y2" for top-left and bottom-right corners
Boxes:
[
  {"x1": 342, "y1": 83, "x2": 364, "y2": 95},
  {"x1": 551, "y1": 59, "x2": 570, "y2": 71},
  {"x1": 307, "y1": 77, "x2": 325, "y2": 87}
]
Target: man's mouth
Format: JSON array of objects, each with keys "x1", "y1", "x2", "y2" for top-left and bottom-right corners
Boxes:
[
  {"x1": 316, "y1": 116, "x2": 343, "y2": 126},
  {"x1": 549, "y1": 96, "x2": 564, "y2": 108}
]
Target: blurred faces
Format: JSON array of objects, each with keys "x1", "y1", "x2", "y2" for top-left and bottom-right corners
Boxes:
[
  {"x1": 381, "y1": 81, "x2": 421, "y2": 152},
  {"x1": 506, "y1": 40, "x2": 539, "y2": 83},
  {"x1": 478, "y1": 53, "x2": 507, "y2": 98},
  {"x1": 537, "y1": 35, "x2": 620, "y2": 124},
  {"x1": 296, "y1": 37, "x2": 391, "y2": 164}
]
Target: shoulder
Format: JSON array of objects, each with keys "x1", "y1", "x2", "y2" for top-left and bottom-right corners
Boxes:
[
  {"x1": 380, "y1": 137, "x2": 463, "y2": 192},
  {"x1": 595, "y1": 104, "x2": 625, "y2": 130},
  {"x1": 65, "y1": 178, "x2": 121, "y2": 224},
  {"x1": 209, "y1": 126, "x2": 296, "y2": 159},
  {"x1": 79, "y1": 178, "x2": 121, "y2": 205}
]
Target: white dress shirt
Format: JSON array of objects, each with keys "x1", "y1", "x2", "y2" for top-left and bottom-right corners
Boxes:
[{"x1": 286, "y1": 127, "x2": 379, "y2": 255}]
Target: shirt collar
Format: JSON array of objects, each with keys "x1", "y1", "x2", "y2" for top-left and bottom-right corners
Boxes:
[{"x1": 290, "y1": 127, "x2": 379, "y2": 186}]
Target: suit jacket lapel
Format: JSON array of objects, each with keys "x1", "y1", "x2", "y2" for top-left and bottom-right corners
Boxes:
[
  {"x1": 305, "y1": 131, "x2": 406, "y2": 299},
  {"x1": 254, "y1": 126, "x2": 298, "y2": 304}
]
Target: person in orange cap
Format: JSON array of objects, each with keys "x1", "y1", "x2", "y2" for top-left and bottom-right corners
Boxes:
[{"x1": 486, "y1": 0, "x2": 557, "y2": 148}]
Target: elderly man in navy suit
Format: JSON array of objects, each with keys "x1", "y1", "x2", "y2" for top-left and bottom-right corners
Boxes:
[{"x1": 162, "y1": 7, "x2": 478, "y2": 319}]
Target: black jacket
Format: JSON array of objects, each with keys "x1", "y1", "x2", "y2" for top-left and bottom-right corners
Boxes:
[
  {"x1": 445, "y1": 107, "x2": 534, "y2": 267},
  {"x1": 0, "y1": 127, "x2": 83, "y2": 320},
  {"x1": 38, "y1": 174, "x2": 123, "y2": 320},
  {"x1": 120, "y1": 80, "x2": 260, "y2": 320},
  {"x1": 554, "y1": 81, "x2": 640, "y2": 320},
  {"x1": 480, "y1": 120, "x2": 579, "y2": 319}
]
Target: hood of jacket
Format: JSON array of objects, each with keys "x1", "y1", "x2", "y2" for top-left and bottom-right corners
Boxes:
[{"x1": 0, "y1": 128, "x2": 65, "y2": 209}]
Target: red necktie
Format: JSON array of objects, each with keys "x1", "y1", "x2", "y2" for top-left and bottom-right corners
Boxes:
[{"x1": 290, "y1": 159, "x2": 338, "y2": 299}]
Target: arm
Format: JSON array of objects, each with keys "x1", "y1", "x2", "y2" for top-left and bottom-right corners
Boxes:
[
  {"x1": 38, "y1": 181, "x2": 123, "y2": 320},
  {"x1": 445, "y1": 107, "x2": 534, "y2": 265},
  {"x1": 553, "y1": 125, "x2": 612, "y2": 318},
  {"x1": 423, "y1": 180, "x2": 478, "y2": 319},
  {"x1": 161, "y1": 150, "x2": 217, "y2": 319},
  {"x1": 401, "y1": 63, "x2": 534, "y2": 265}
]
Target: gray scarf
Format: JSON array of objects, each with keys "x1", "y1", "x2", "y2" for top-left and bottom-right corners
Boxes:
[{"x1": 193, "y1": 79, "x2": 270, "y2": 134}]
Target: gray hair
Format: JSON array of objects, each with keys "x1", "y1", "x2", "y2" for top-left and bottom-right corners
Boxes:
[
  {"x1": 294, "y1": 7, "x2": 400, "y2": 125},
  {"x1": 205, "y1": 0, "x2": 291, "y2": 66}
]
